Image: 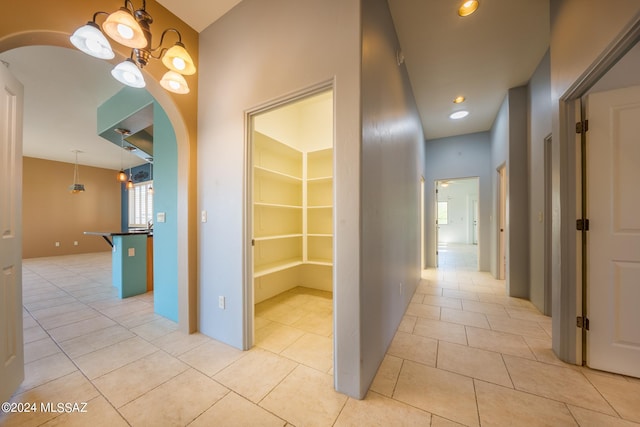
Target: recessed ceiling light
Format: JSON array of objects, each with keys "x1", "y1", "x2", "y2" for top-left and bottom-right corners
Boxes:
[
  {"x1": 449, "y1": 110, "x2": 469, "y2": 120},
  {"x1": 453, "y1": 96, "x2": 466, "y2": 104},
  {"x1": 458, "y1": 0, "x2": 479, "y2": 17}
]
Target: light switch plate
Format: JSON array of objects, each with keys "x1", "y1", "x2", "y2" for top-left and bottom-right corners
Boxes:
[
  {"x1": 128, "y1": 248, "x2": 135, "y2": 257},
  {"x1": 157, "y1": 212, "x2": 166, "y2": 223}
]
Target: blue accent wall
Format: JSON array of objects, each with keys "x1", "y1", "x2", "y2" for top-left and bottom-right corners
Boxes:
[
  {"x1": 98, "y1": 88, "x2": 179, "y2": 322},
  {"x1": 151, "y1": 103, "x2": 178, "y2": 321}
]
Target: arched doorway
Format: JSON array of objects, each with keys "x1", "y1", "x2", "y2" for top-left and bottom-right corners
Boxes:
[{"x1": 0, "y1": 29, "x2": 196, "y2": 333}]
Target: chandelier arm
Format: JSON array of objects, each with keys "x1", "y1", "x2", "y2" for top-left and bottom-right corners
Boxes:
[
  {"x1": 124, "y1": 0, "x2": 137, "y2": 14},
  {"x1": 91, "y1": 11, "x2": 110, "y2": 23},
  {"x1": 151, "y1": 28, "x2": 183, "y2": 52},
  {"x1": 149, "y1": 47, "x2": 168, "y2": 60}
]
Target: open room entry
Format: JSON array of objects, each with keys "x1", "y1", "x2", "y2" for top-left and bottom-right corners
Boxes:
[
  {"x1": 246, "y1": 88, "x2": 335, "y2": 372},
  {"x1": 435, "y1": 177, "x2": 479, "y2": 271}
]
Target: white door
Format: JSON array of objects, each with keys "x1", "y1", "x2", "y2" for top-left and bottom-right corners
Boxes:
[
  {"x1": 587, "y1": 85, "x2": 640, "y2": 378},
  {"x1": 472, "y1": 199, "x2": 478, "y2": 245},
  {"x1": 0, "y1": 63, "x2": 24, "y2": 401}
]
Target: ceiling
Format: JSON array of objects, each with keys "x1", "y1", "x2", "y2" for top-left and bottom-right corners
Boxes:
[{"x1": 0, "y1": 0, "x2": 549, "y2": 169}]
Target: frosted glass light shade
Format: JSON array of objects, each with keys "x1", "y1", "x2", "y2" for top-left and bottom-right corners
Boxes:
[
  {"x1": 103, "y1": 8, "x2": 147, "y2": 48},
  {"x1": 161, "y1": 43, "x2": 196, "y2": 75},
  {"x1": 111, "y1": 59, "x2": 146, "y2": 88},
  {"x1": 117, "y1": 170, "x2": 128, "y2": 182},
  {"x1": 160, "y1": 71, "x2": 189, "y2": 94},
  {"x1": 70, "y1": 22, "x2": 115, "y2": 59}
]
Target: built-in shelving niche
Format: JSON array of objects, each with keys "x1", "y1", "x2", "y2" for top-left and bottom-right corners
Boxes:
[{"x1": 252, "y1": 126, "x2": 333, "y2": 303}]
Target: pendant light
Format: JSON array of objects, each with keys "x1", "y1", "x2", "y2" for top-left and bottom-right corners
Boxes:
[
  {"x1": 69, "y1": 14, "x2": 115, "y2": 60},
  {"x1": 111, "y1": 58, "x2": 146, "y2": 88},
  {"x1": 160, "y1": 71, "x2": 189, "y2": 94},
  {"x1": 126, "y1": 166, "x2": 134, "y2": 190},
  {"x1": 102, "y1": 7, "x2": 147, "y2": 49},
  {"x1": 148, "y1": 160, "x2": 154, "y2": 194},
  {"x1": 115, "y1": 128, "x2": 130, "y2": 182},
  {"x1": 69, "y1": 150, "x2": 86, "y2": 193}
]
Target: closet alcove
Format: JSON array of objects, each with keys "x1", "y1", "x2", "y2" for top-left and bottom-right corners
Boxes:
[{"x1": 250, "y1": 89, "x2": 334, "y2": 368}]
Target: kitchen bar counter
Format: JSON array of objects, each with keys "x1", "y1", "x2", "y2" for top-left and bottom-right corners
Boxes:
[
  {"x1": 84, "y1": 230, "x2": 152, "y2": 248},
  {"x1": 84, "y1": 231, "x2": 153, "y2": 298}
]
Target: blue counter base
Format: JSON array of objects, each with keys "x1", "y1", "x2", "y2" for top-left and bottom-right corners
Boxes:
[{"x1": 112, "y1": 234, "x2": 147, "y2": 298}]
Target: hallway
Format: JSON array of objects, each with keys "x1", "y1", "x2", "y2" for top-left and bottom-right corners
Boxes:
[{"x1": 2, "y1": 249, "x2": 639, "y2": 426}]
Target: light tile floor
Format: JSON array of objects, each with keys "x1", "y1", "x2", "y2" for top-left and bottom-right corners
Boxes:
[{"x1": 2, "y1": 247, "x2": 639, "y2": 426}]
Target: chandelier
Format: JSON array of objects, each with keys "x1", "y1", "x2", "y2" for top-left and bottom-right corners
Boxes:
[{"x1": 70, "y1": 0, "x2": 196, "y2": 94}]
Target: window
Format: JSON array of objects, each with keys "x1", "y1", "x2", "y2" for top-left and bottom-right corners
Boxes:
[
  {"x1": 128, "y1": 180, "x2": 153, "y2": 228},
  {"x1": 437, "y1": 201, "x2": 449, "y2": 225}
]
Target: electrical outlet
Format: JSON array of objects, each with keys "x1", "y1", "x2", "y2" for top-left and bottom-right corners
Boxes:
[
  {"x1": 399, "y1": 282, "x2": 403, "y2": 295},
  {"x1": 55, "y1": 241, "x2": 60, "y2": 247},
  {"x1": 201, "y1": 210, "x2": 207, "y2": 223},
  {"x1": 128, "y1": 248, "x2": 135, "y2": 257},
  {"x1": 218, "y1": 296, "x2": 226, "y2": 309},
  {"x1": 74, "y1": 241, "x2": 79, "y2": 246}
]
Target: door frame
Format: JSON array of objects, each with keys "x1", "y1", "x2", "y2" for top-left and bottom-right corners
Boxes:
[
  {"x1": 420, "y1": 176, "x2": 425, "y2": 270},
  {"x1": 243, "y1": 81, "x2": 335, "y2": 350},
  {"x1": 543, "y1": 134, "x2": 553, "y2": 316},
  {"x1": 434, "y1": 181, "x2": 439, "y2": 268},
  {"x1": 554, "y1": 16, "x2": 640, "y2": 365},
  {"x1": 497, "y1": 164, "x2": 506, "y2": 280}
]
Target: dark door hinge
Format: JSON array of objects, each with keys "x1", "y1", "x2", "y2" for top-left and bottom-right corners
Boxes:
[
  {"x1": 576, "y1": 120, "x2": 589, "y2": 134},
  {"x1": 577, "y1": 219, "x2": 590, "y2": 231},
  {"x1": 577, "y1": 316, "x2": 590, "y2": 330},
  {"x1": 251, "y1": 239, "x2": 255, "y2": 246}
]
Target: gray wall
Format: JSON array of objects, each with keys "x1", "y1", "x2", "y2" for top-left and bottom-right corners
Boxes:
[
  {"x1": 490, "y1": 97, "x2": 508, "y2": 279},
  {"x1": 490, "y1": 88, "x2": 529, "y2": 298},
  {"x1": 197, "y1": 0, "x2": 362, "y2": 397},
  {"x1": 549, "y1": 0, "x2": 640, "y2": 363},
  {"x1": 424, "y1": 132, "x2": 491, "y2": 271},
  {"x1": 528, "y1": 50, "x2": 552, "y2": 314},
  {"x1": 360, "y1": 0, "x2": 425, "y2": 397}
]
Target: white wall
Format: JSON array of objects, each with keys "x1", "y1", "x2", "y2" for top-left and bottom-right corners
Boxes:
[
  {"x1": 197, "y1": 0, "x2": 362, "y2": 397},
  {"x1": 254, "y1": 91, "x2": 333, "y2": 152},
  {"x1": 359, "y1": 0, "x2": 425, "y2": 397},
  {"x1": 549, "y1": 0, "x2": 640, "y2": 363},
  {"x1": 528, "y1": 50, "x2": 552, "y2": 314},
  {"x1": 490, "y1": 99, "x2": 508, "y2": 279},
  {"x1": 437, "y1": 179, "x2": 479, "y2": 244},
  {"x1": 424, "y1": 132, "x2": 491, "y2": 271}
]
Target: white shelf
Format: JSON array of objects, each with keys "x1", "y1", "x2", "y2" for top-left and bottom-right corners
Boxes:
[
  {"x1": 253, "y1": 134, "x2": 333, "y2": 291},
  {"x1": 254, "y1": 259, "x2": 303, "y2": 278},
  {"x1": 254, "y1": 165, "x2": 302, "y2": 183},
  {"x1": 255, "y1": 234, "x2": 303, "y2": 241},
  {"x1": 307, "y1": 176, "x2": 332, "y2": 183},
  {"x1": 306, "y1": 260, "x2": 333, "y2": 267},
  {"x1": 255, "y1": 202, "x2": 302, "y2": 209}
]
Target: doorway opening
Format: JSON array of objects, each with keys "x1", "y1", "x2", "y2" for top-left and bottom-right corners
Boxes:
[
  {"x1": 247, "y1": 88, "x2": 335, "y2": 374},
  {"x1": 435, "y1": 177, "x2": 480, "y2": 271}
]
